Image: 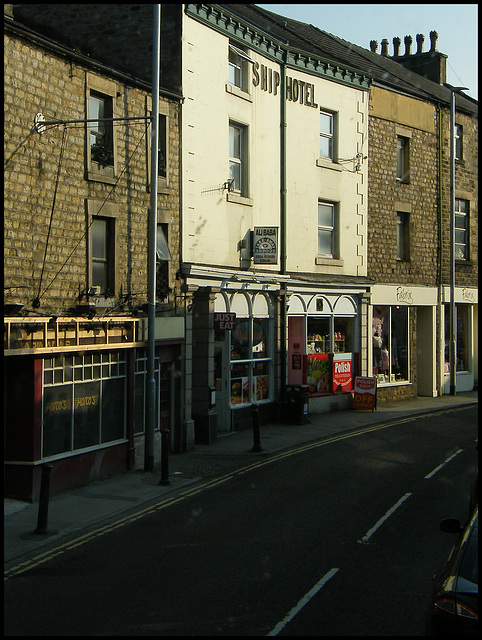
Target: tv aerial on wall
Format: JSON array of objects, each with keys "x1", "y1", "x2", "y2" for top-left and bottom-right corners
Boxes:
[{"x1": 201, "y1": 178, "x2": 235, "y2": 196}]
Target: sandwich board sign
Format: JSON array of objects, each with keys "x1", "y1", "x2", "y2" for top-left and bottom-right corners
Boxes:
[{"x1": 353, "y1": 376, "x2": 377, "y2": 411}]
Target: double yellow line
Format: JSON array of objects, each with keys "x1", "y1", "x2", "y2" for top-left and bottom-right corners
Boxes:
[{"x1": 4, "y1": 406, "x2": 469, "y2": 581}]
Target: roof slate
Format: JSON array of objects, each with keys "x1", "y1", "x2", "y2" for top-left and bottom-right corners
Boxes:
[{"x1": 222, "y1": 4, "x2": 477, "y2": 116}]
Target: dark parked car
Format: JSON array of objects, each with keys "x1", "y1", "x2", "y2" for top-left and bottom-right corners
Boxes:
[{"x1": 426, "y1": 508, "x2": 478, "y2": 635}]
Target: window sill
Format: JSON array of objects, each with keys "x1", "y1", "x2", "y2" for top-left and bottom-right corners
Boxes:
[
  {"x1": 86, "y1": 169, "x2": 117, "y2": 185},
  {"x1": 225, "y1": 83, "x2": 253, "y2": 102},
  {"x1": 316, "y1": 158, "x2": 342, "y2": 172},
  {"x1": 315, "y1": 256, "x2": 344, "y2": 267},
  {"x1": 227, "y1": 192, "x2": 253, "y2": 206}
]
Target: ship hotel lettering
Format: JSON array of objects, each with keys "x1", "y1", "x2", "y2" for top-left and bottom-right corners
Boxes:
[{"x1": 252, "y1": 62, "x2": 318, "y2": 108}]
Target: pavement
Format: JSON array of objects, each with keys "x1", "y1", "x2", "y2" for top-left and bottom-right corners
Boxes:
[{"x1": 4, "y1": 391, "x2": 478, "y2": 570}]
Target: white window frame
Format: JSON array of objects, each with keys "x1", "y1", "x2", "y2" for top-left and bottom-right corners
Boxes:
[
  {"x1": 455, "y1": 198, "x2": 469, "y2": 260},
  {"x1": 229, "y1": 121, "x2": 248, "y2": 196},
  {"x1": 317, "y1": 201, "x2": 336, "y2": 258},
  {"x1": 228, "y1": 43, "x2": 255, "y2": 93},
  {"x1": 319, "y1": 110, "x2": 335, "y2": 161}
]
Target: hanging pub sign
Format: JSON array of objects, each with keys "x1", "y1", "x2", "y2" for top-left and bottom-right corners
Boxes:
[{"x1": 253, "y1": 227, "x2": 278, "y2": 264}]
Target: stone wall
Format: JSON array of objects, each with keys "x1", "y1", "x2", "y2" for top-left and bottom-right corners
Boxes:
[
  {"x1": 367, "y1": 116, "x2": 439, "y2": 285},
  {"x1": 4, "y1": 23, "x2": 181, "y2": 316},
  {"x1": 439, "y1": 108, "x2": 478, "y2": 288}
]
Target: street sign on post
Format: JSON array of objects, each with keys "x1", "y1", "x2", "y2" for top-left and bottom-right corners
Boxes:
[{"x1": 353, "y1": 376, "x2": 377, "y2": 411}]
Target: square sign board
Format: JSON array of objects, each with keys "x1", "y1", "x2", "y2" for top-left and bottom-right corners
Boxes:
[
  {"x1": 353, "y1": 376, "x2": 377, "y2": 411},
  {"x1": 253, "y1": 227, "x2": 278, "y2": 264},
  {"x1": 213, "y1": 312, "x2": 236, "y2": 330}
]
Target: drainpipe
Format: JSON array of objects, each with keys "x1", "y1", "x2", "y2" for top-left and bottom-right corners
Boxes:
[
  {"x1": 436, "y1": 102, "x2": 444, "y2": 396},
  {"x1": 279, "y1": 56, "x2": 287, "y2": 400}
]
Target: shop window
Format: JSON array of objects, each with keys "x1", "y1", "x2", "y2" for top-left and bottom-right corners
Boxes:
[
  {"x1": 455, "y1": 199, "x2": 469, "y2": 260},
  {"x1": 396, "y1": 212, "x2": 410, "y2": 261},
  {"x1": 307, "y1": 317, "x2": 330, "y2": 354},
  {"x1": 319, "y1": 110, "x2": 335, "y2": 160},
  {"x1": 230, "y1": 316, "x2": 271, "y2": 405},
  {"x1": 307, "y1": 317, "x2": 354, "y2": 355},
  {"x1": 444, "y1": 304, "x2": 469, "y2": 373},
  {"x1": 396, "y1": 136, "x2": 410, "y2": 183},
  {"x1": 334, "y1": 317, "x2": 354, "y2": 353},
  {"x1": 372, "y1": 306, "x2": 409, "y2": 383},
  {"x1": 42, "y1": 351, "x2": 126, "y2": 458}
]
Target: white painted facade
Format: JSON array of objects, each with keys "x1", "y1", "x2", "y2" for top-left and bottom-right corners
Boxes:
[
  {"x1": 180, "y1": 5, "x2": 371, "y2": 438},
  {"x1": 181, "y1": 14, "x2": 368, "y2": 277}
]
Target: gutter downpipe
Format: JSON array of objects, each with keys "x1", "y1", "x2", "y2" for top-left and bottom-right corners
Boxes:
[
  {"x1": 436, "y1": 103, "x2": 444, "y2": 396},
  {"x1": 280, "y1": 54, "x2": 287, "y2": 403},
  {"x1": 145, "y1": 4, "x2": 160, "y2": 471}
]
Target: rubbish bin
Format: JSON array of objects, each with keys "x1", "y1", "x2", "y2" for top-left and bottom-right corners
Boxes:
[{"x1": 284, "y1": 384, "x2": 309, "y2": 424}]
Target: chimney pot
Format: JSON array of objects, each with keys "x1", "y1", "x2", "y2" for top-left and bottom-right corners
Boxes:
[
  {"x1": 429, "y1": 30, "x2": 438, "y2": 51},
  {"x1": 393, "y1": 37, "x2": 401, "y2": 57},
  {"x1": 381, "y1": 38, "x2": 389, "y2": 56},
  {"x1": 416, "y1": 33, "x2": 424, "y2": 54},
  {"x1": 404, "y1": 35, "x2": 412, "y2": 56},
  {"x1": 369, "y1": 39, "x2": 378, "y2": 53}
]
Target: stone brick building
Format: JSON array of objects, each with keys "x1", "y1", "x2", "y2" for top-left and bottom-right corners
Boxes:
[
  {"x1": 366, "y1": 36, "x2": 478, "y2": 400},
  {"x1": 4, "y1": 5, "x2": 186, "y2": 500},
  {"x1": 4, "y1": 5, "x2": 477, "y2": 501}
]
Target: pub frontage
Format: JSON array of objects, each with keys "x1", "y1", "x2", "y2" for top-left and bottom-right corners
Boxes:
[{"x1": 4, "y1": 316, "x2": 184, "y2": 501}]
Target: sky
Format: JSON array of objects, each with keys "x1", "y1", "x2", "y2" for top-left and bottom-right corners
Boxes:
[{"x1": 256, "y1": 4, "x2": 478, "y2": 100}]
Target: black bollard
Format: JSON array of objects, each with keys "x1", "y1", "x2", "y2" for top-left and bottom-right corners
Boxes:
[
  {"x1": 251, "y1": 404, "x2": 262, "y2": 452},
  {"x1": 159, "y1": 428, "x2": 171, "y2": 485},
  {"x1": 35, "y1": 463, "x2": 53, "y2": 534}
]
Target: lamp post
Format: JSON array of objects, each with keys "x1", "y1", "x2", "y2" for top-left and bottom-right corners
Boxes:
[
  {"x1": 145, "y1": 5, "x2": 161, "y2": 470},
  {"x1": 448, "y1": 87, "x2": 467, "y2": 396}
]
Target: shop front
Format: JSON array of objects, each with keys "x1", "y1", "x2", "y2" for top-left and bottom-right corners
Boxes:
[
  {"x1": 4, "y1": 316, "x2": 185, "y2": 501},
  {"x1": 213, "y1": 287, "x2": 277, "y2": 433},
  {"x1": 441, "y1": 286, "x2": 478, "y2": 394},
  {"x1": 286, "y1": 286, "x2": 367, "y2": 411},
  {"x1": 185, "y1": 267, "x2": 285, "y2": 442},
  {"x1": 369, "y1": 284, "x2": 438, "y2": 400}
]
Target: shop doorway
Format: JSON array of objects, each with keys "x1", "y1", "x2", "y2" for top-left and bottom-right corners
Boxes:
[
  {"x1": 214, "y1": 337, "x2": 231, "y2": 433},
  {"x1": 416, "y1": 306, "x2": 436, "y2": 397}
]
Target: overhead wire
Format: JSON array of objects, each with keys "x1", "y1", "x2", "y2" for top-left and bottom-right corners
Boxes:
[
  {"x1": 34, "y1": 124, "x2": 148, "y2": 306},
  {"x1": 33, "y1": 125, "x2": 68, "y2": 308}
]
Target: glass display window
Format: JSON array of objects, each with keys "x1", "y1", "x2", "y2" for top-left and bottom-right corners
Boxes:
[
  {"x1": 372, "y1": 306, "x2": 409, "y2": 382},
  {"x1": 228, "y1": 314, "x2": 273, "y2": 406},
  {"x1": 444, "y1": 304, "x2": 469, "y2": 373}
]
